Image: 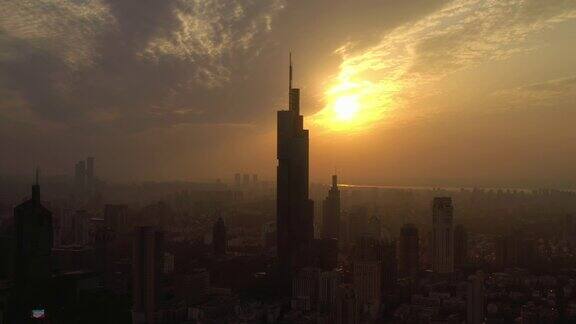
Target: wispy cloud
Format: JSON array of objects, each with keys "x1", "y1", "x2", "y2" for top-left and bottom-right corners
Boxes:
[
  {"x1": 493, "y1": 75, "x2": 576, "y2": 106},
  {"x1": 0, "y1": 0, "x2": 285, "y2": 128},
  {"x1": 312, "y1": 0, "x2": 576, "y2": 130}
]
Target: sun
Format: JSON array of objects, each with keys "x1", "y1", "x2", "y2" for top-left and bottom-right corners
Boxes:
[{"x1": 333, "y1": 95, "x2": 360, "y2": 121}]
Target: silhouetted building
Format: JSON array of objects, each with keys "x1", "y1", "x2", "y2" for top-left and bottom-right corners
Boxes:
[
  {"x1": 243, "y1": 174, "x2": 250, "y2": 187},
  {"x1": 322, "y1": 175, "x2": 341, "y2": 241},
  {"x1": 86, "y1": 156, "x2": 95, "y2": 191},
  {"x1": 74, "y1": 160, "x2": 86, "y2": 192},
  {"x1": 277, "y1": 55, "x2": 314, "y2": 284},
  {"x1": 104, "y1": 204, "x2": 128, "y2": 233},
  {"x1": 212, "y1": 217, "x2": 227, "y2": 256},
  {"x1": 13, "y1": 169, "x2": 53, "y2": 321},
  {"x1": 132, "y1": 226, "x2": 164, "y2": 324},
  {"x1": 234, "y1": 173, "x2": 241, "y2": 188},
  {"x1": 353, "y1": 260, "x2": 381, "y2": 308},
  {"x1": 318, "y1": 270, "x2": 339, "y2": 315},
  {"x1": 14, "y1": 170, "x2": 53, "y2": 284},
  {"x1": 292, "y1": 267, "x2": 320, "y2": 310},
  {"x1": 466, "y1": 271, "x2": 485, "y2": 324},
  {"x1": 454, "y1": 224, "x2": 468, "y2": 268},
  {"x1": 398, "y1": 223, "x2": 419, "y2": 277},
  {"x1": 432, "y1": 197, "x2": 454, "y2": 273},
  {"x1": 310, "y1": 238, "x2": 338, "y2": 270},
  {"x1": 347, "y1": 207, "x2": 369, "y2": 244}
]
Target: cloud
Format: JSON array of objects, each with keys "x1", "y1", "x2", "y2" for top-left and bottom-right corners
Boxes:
[
  {"x1": 0, "y1": 0, "x2": 285, "y2": 130},
  {"x1": 311, "y1": 0, "x2": 576, "y2": 130},
  {"x1": 493, "y1": 75, "x2": 576, "y2": 106}
]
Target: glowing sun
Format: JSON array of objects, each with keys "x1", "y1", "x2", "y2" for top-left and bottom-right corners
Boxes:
[{"x1": 333, "y1": 95, "x2": 360, "y2": 121}]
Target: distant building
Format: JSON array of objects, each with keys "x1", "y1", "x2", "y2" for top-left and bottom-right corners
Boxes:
[
  {"x1": 13, "y1": 169, "x2": 53, "y2": 321},
  {"x1": 432, "y1": 197, "x2": 454, "y2": 273},
  {"x1": 322, "y1": 175, "x2": 341, "y2": 241},
  {"x1": 212, "y1": 217, "x2": 227, "y2": 256},
  {"x1": 74, "y1": 160, "x2": 86, "y2": 192},
  {"x1": 454, "y1": 224, "x2": 468, "y2": 268},
  {"x1": 234, "y1": 173, "x2": 241, "y2": 188},
  {"x1": 318, "y1": 270, "x2": 340, "y2": 315},
  {"x1": 14, "y1": 170, "x2": 53, "y2": 284},
  {"x1": 353, "y1": 261, "x2": 381, "y2": 307},
  {"x1": 292, "y1": 267, "x2": 320, "y2": 310},
  {"x1": 466, "y1": 271, "x2": 485, "y2": 324},
  {"x1": 398, "y1": 223, "x2": 419, "y2": 277},
  {"x1": 277, "y1": 55, "x2": 314, "y2": 285},
  {"x1": 132, "y1": 226, "x2": 164, "y2": 324},
  {"x1": 242, "y1": 174, "x2": 250, "y2": 187},
  {"x1": 86, "y1": 156, "x2": 95, "y2": 192},
  {"x1": 104, "y1": 204, "x2": 128, "y2": 233}
]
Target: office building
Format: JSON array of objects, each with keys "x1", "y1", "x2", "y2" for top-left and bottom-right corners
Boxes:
[
  {"x1": 432, "y1": 197, "x2": 454, "y2": 273},
  {"x1": 398, "y1": 223, "x2": 419, "y2": 277},
  {"x1": 276, "y1": 55, "x2": 314, "y2": 284},
  {"x1": 132, "y1": 226, "x2": 164, "y2": 324},
  {"x1": 322, "y1": 175, "x2": 340, "y2": 241}
]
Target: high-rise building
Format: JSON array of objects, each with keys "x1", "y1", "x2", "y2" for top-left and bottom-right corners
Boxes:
[
  {"x1": 347, "y1": 207, "x2": 369, "y2": 244},
  {"x1": 353, "y1": 261, "x2": 381, "y2": 307},
  {"x1": 466, "y1": 271, "x2": 485, "y2": 324},
  {"x1": 454, "y1": 224, "x2": 468, "y2": 268},
  {"x1": 13, "y1": 169, "x2": 53, "y2": 321},
  {"x1": 353, "y1": 235, "x2": 397, "y2": 290},
  {"x1": 398, "y1": 223, "x2": 419, "y2": 277},
  {"x1": 234, "y1": 173, "x2": 241, "y2": 188},
  {"x1": 277, "y1": 54, "x2": 314, "y2": 284},
  {"x1": 432, "y1": 197, "x2": 454, "y2": 273},
  {"x1": 322, "y1": 175, "x2": 340, "y2": 241},
  {"x1": 74, "y1": 160, "x2": 86, "y2": 192},
  {"x1": 14, "y1": 169, "x2": 53, "y2": 284},
  {"x1": 292, "y1": 267, "x2": 320, "y2": 310},
  {"x1": 86, "y1": 156, "x2": 95, "y2": 191},
  {"x1": 212, "y1": 217, "x2": 227, "y2": 256},
  {"x1": 132, "y1": 226, "x2": 164, "y2": 324},
  {"x1": 318, "y1": 270, "x2": 339, "y2": 314},
  {"x1": 104, "y1": 204, "x2": 129, "y2": 233},
  {"x1": 242, "y1": 173, "x2": 250, "y2": 187}
]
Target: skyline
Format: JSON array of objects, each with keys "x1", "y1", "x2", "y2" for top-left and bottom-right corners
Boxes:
[{"x1": 1, "y1": 0, "x2": 575, "y2": 188}]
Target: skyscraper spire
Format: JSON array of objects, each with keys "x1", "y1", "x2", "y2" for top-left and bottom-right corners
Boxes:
[
  {"x1": 32, "y1": 166, "x2": 40, "y2": 203},
  {"x1": 289, "y1": 52, "x2": 293, "y2": 91}
]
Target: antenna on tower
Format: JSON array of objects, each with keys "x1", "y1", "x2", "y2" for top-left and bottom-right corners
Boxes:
[
  {"x1": 35, "y1": 166, "x2": 40, "y2": 186},
  {"x1": 289, "y1": 52, "x2": 293, "y2": 91}
]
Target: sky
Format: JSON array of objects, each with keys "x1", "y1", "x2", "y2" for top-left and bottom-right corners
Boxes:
[{"x1": 0, "y1": 0, "x2": 575, "y2": 187}]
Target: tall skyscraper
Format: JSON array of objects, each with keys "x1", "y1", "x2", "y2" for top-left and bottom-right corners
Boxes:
[
  {"x1": 132, "y1": 226, "x2": 164, "y2": 324},
  {"x1": 432, "y1": 197, "x2": 454, "y2": 273},
  {"x1": 353, "y1": 261, "x2": 381, "y2": 307},
  {"x1": 398, "y1": 223, "x2": 419, "y2": 277},
  {"x1": 74, "y1": 160, "x2": 86, "y2": 192},
  {"x1": 86, "y1": 156, "x2": 95, "y2": 191},
  {"x1": 212, "y1": 217, "x2": 227, "y2": 256},
  {"x1": 104, "y1": 204, "x2": 129, "y2": 233},
  {"x1": 466, "y1": 271, "x2": 485, "y2": 324},
  {"x1": 454, "y1": 224, "x2": 468, "y2": 268},
  {"x1": 322, "y1": 175, "x2": 341, "y2": 241},
  {"x1": 13, "y1": 169, "x2": 53, "y2": 321},
  {"x1": 276, "y1": 54, "x2": 314, "y2": 283},
  {"x1": 14, "y1": 169, "x2": 53, "y2": 284}
]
